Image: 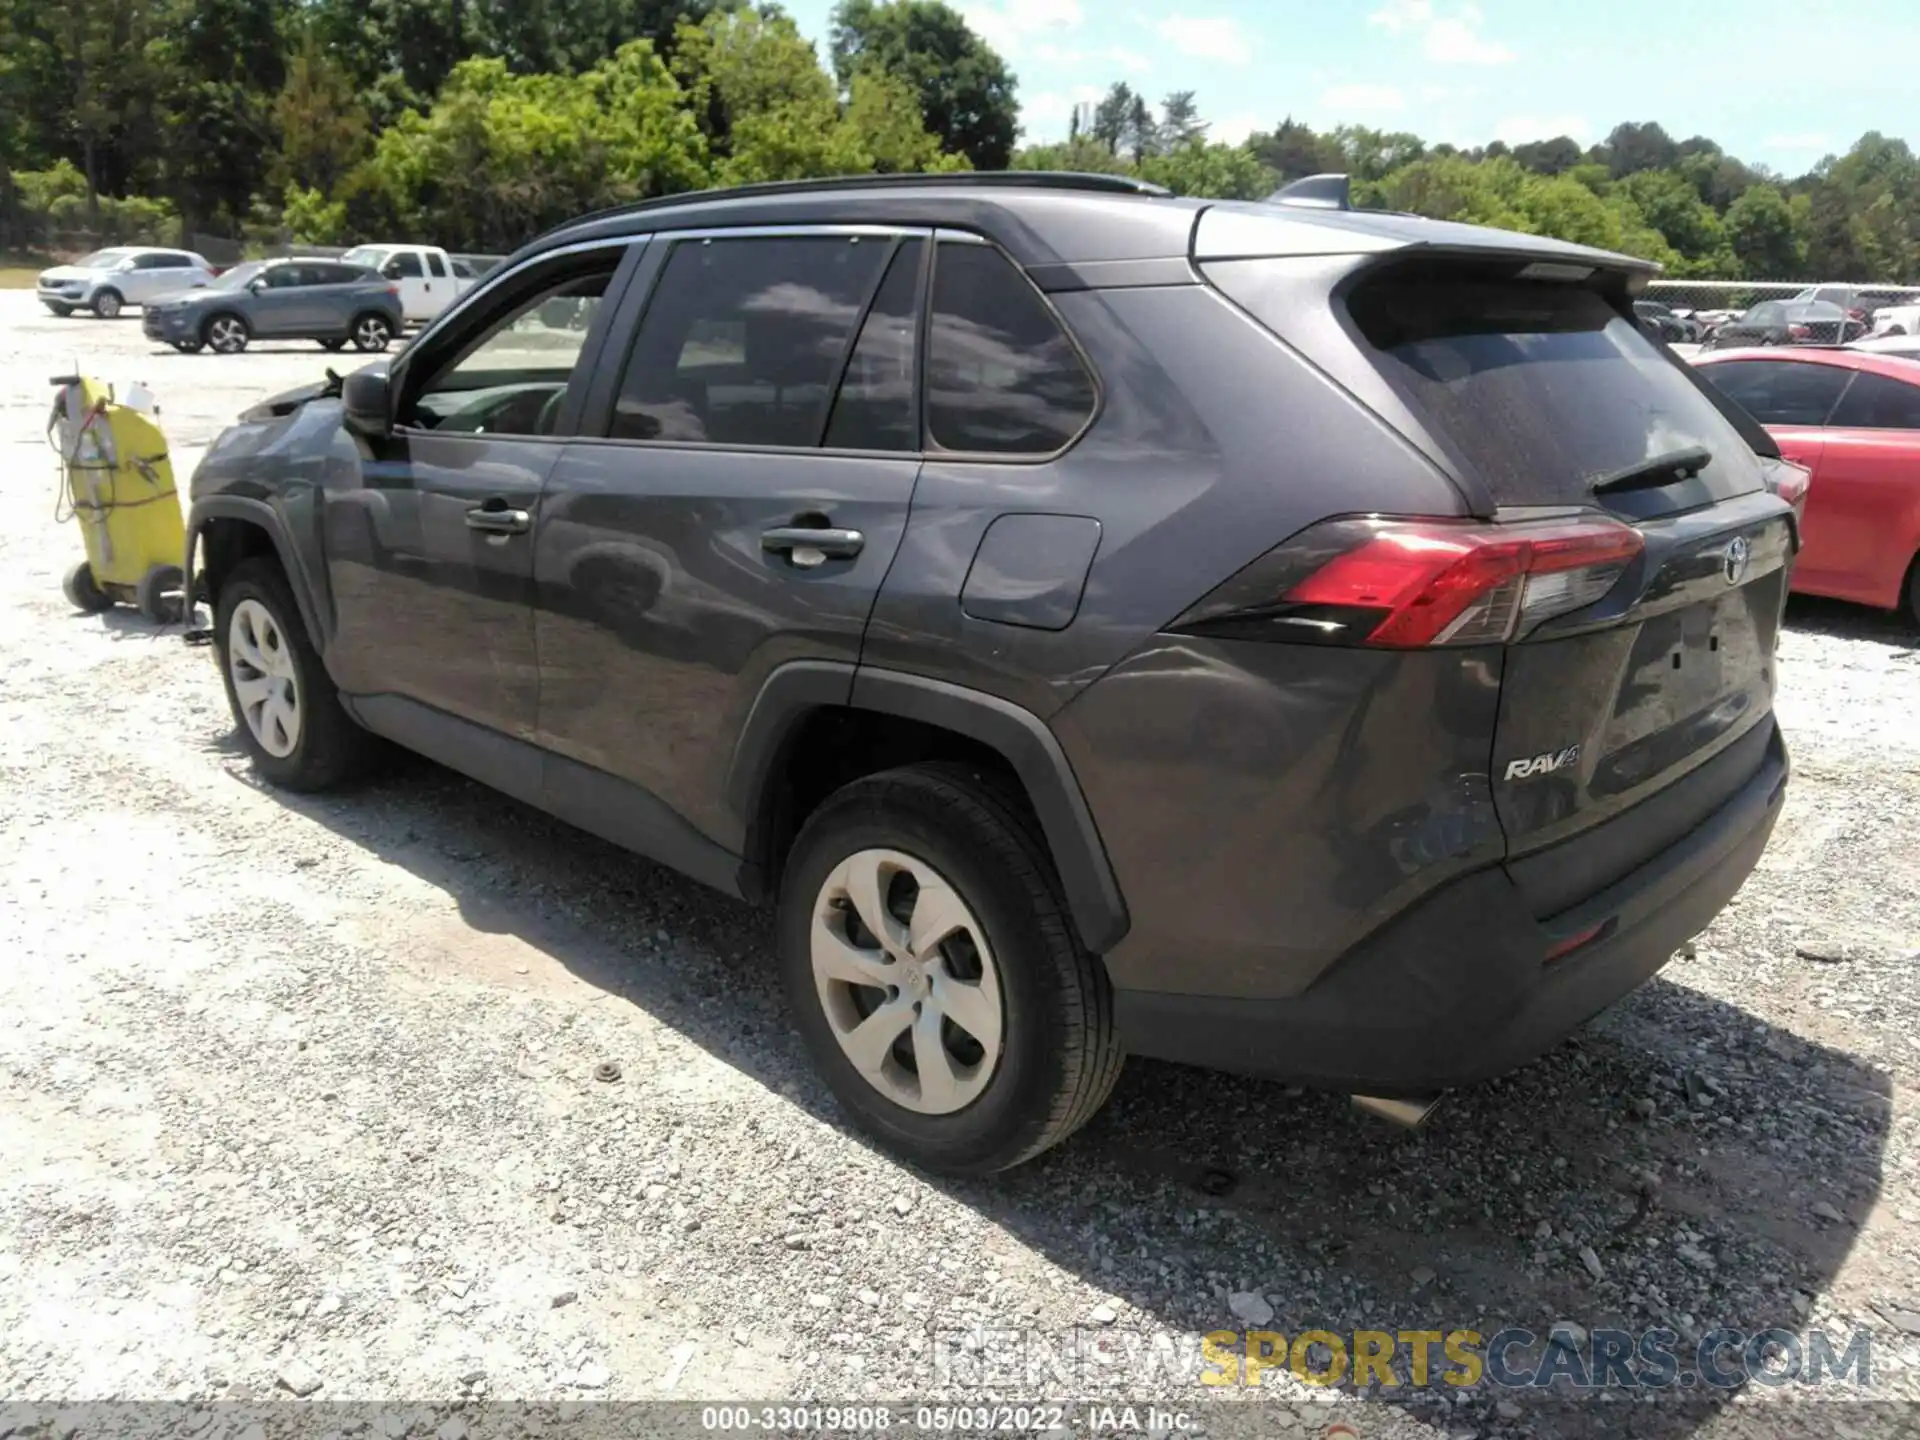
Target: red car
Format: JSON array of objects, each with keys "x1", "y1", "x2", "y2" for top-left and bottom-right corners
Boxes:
[{"x1": 1696, "y1": 347, "x2": 1920, "y2": 624}]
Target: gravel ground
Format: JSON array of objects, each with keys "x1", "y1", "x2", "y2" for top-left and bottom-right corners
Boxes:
[{"x1": 2, "y1": 291, "x2": 1918, "y2": 1439}]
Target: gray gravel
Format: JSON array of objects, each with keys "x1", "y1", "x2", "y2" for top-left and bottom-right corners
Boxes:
[{"x1": 2, "y1": 292, "x2": 1918, "y2": 1438}]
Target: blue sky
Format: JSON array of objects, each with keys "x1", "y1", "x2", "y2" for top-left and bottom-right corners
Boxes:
[{"x1": 781, "y1": 0, "x2": 1920, "y2": 175}]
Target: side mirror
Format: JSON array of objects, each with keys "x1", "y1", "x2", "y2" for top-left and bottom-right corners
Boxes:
[
  {"x1": 248, "y1": 277, "x2": 268, "y2": 293},
  {"x1": 342, "y1": 367, "x2": 392, "y2": 440}
]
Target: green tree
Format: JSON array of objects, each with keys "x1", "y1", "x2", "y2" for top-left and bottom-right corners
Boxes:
[
  {"x1": 1602, "y1": 120, "x2": 1678, "y2": 179},
  {"x1": 1138, "y1": 140, "x2": 1272, "y2": 199},
  {"x1": 1724, "y1": 182, "x2": 1805, "y2": 278},
  {"x1": 827, "y1": 0, "x2": 1015, "y2": 169},
  {"x1": 1158, "y1": 91, "x2": 1206, "y2": 151},
  {"x1": 1510, "y1": 135, "x2": 1582, "y2": 176},
  {"x1": 1248, "y1": 117, "x2": 1341, "y2": 183},
  {"x1": 275, "y1": 33, "x2": 373, "y2": 197}
]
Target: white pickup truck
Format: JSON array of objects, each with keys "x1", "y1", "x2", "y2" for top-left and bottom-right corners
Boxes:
[{"x1": 338, "y1": 244, "x2": 486, "y2": 324}]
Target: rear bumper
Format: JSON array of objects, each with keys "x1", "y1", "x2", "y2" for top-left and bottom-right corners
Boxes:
[{"x1": 1112, "y1": 721, "x2": 1788, "y2": 1093}]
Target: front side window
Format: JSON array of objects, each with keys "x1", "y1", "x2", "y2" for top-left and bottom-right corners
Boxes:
[
  {"x1": 925, "y1": 241, "x2": 1096, "y2": 455},
  {"x1": 261, "y1": 265, "x2": 304, "y2": 289},
  {"x1": 610, "y1": 235, "x2": 892, "y2": 447},
  {"x1": 407, "y1": 260, "x2": 617, "y2": 437},
  {"x1": 1703, "y1": 360, "x2": 1853, "y2": 427},
  {"x1": 1828, "y1": 370, "x2": 1920, "y2": 430}
]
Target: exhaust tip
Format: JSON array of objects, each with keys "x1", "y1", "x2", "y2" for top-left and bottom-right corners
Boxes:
[{"x1": 1352, "y1": 1092, "x2": 1444, "y2": 1129}]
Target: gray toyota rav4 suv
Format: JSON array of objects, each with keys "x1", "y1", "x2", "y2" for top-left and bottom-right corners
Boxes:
[{"x1": 185, "y1": 173, "x2": 1795, "y2": 1174}]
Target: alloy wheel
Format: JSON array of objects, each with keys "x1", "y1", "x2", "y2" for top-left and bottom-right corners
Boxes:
[
  {"x1": 209, "y1": 317, "x2": 247, "y2": 353},
  {"x1": 227, "y1": 599, "x2": 302, "y2": 758},
  {"x1": 355, "y1": 316, "x2": 392, "y2": 351},
  {"x1": 809, "y1": 848, "x2": 1004, "y2": 1115}
]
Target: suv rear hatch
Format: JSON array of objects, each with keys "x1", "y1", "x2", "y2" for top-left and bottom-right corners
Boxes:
[{"x1": 1200, "y1": 236, "x2": 1794, "y2": 914}]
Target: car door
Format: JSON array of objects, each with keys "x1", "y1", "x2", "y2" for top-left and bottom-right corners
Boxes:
[
  {"x1": 121, "y1": 253, "x2": 167, "y2": 305},
  {"x1": 1804, "y1": 369, "x2": 1920, "y2": 608},
  {"x1": 383, "y1": 250, "x2": 432, "y2": 322},
  {"x1": 1698, "y1": 358, "x2": 1851, "y2": 583},
  {"x1": 533, "y1": 227, "x2": 926, "y2": 850},
  {"x1": 248, "y1": 263, "x2": 316, "y2": 336},
  {"x1": 320, "y1": 239, "x2": 639, "y2": 756},
  {"x1": 421, "y1": 250, "x2": 452, "y2": 320}
]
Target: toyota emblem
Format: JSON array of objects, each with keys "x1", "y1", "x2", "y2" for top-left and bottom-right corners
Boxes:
[{"x1": 1722, "y1": 535, "x2": 1752, "y2": 586}]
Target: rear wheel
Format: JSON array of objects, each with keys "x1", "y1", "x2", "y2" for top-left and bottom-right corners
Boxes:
[
  {"x1": 319, "y1": 338, "x2": 347, "y2": 352},
  {"x1": 62, "y1": 561, "x2": 113, "y2": 613},
  {"x1": 135, "y1": 563, "x2": 185, "y2": 624},
  {"x1": 204, "y1": 313, "x2": 250, "y2": 354},
  {"x1": 214, "y1": 558, "x2": 378, "y2": 790},
  {"x1": 351, "y1": 313, "x2": 393, "y2": 353},
  {"x1": 1904, "y1": 555, "x2": 1920, "y2": 629},
  {"x1": 777, "y1": 763, "x2": 1122, "y2": 1175},
  {"x1": 91, "y1": 288, "x2": 123, "y2": 319}
]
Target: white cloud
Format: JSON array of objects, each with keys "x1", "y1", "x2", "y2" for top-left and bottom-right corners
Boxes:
[
  {"x1": 1209, "y1": 111, "x2": 1265, "y2": 144},
  {"x1": 963, "y1": 0, "x2": 1082, "y2": 57},
  {"x1": 1106, "y1": 46, "x2": 1155, "y2": 73},
  {"x1": 1320, "y1": 83, "x2": 1407, "y2": 115},
  {"x1": 1020, "y1": 84, "x2": 1106, "y2": 139},
  {"x1": 1765, "y1": 132, "x2": 1834, "y2": 152},
  {"x1": 1370, "y1": 0, "x2": 1513, "y2": 65},
  {"x1": 1153, "y1": 14, "x2": 1254, "y2": 66},
  {"x1": 1493, "y1": 114, "x2": 1593, "y2": 143}
]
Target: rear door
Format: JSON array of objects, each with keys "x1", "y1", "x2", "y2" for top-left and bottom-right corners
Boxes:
[
  {"x1": 533, "y1": 227, "x2": 926, "y2": 846},
  {"x1": 1335, "y1": 261, "x2": 1796, "y2": 878}
]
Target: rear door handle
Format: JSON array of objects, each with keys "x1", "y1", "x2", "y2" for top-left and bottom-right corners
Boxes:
[
  {"x1": 762, "y1": 526, "x2": 864, "y2": 567},
  {"x1": 466, "y1": 506, "x2": 531, "y2": 535}
]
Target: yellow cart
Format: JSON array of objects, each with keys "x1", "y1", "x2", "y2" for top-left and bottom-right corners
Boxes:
[{"x1": 48, "y1": 373, "x2": 187, "y2": 623}]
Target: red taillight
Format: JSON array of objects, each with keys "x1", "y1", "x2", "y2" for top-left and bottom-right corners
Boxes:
[
  {"x1": 1173, "y1": 516, "x2": 1644, "y2": 650},
  {"x1": 387, "y1": 284, "x2": 401, "y2": 298},
  {"x1": 1286, "y1": 519, "x2": 1642, "y2": 648}
]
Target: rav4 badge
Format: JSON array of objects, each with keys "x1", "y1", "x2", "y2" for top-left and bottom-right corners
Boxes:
[{"x1": 1504, "y1": 745, "x2": 1581, "y2": 781}]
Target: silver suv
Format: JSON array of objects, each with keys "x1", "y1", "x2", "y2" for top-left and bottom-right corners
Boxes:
[{"x1": 37, "y1": 247, "x2": 216, "y2": 319}]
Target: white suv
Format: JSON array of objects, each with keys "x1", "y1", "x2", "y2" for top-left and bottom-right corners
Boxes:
[{"x1": 37, "y1": 247, "x2": 217, "y2": 319}]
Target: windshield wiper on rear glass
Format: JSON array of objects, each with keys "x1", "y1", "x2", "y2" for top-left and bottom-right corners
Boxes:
[{"x1": 1590, "y1": 445, "x2": 1713, "y2": 496}]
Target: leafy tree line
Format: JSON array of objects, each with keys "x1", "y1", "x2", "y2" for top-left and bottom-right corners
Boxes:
[{"x1": 2, "y1": 1, "x2": 1917, "y2": 279}]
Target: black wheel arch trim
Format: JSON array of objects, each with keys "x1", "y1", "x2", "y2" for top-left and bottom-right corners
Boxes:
[
  {"x1": 726, "y1": 661, "x2": 1131, "y2": 954},
  {"x1": 185, "y1": 496, "x2": 329, "y2": 652}
]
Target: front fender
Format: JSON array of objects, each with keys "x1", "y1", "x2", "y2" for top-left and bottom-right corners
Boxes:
[{"x1": 184, "y1": 494, "x2": 329, "y2": 652}]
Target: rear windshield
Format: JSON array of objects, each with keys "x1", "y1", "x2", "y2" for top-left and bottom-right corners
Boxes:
[{"x1": 1345, "y1": 265, "x2": 1763, "y2": 506}]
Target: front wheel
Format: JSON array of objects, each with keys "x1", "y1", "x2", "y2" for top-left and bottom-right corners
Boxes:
[
  {"x1": 172, "y1": 340, "x2": 204, "y2": 354},
  {"x1": 204, "y1": 314, "x2": 250, "y2": 354},
  {"x1": 351, "y1": 313, "x2": 394, "y2": 353},
  {"x1": 135, "y1": 563, "x2": 185, "y2": 624},
  {"x1": 62, "y1": 560, "x2": 113, "y2": 613},
  {"x1": 45, "y1": 302, "x2": 74, "y2": 318},
  {"x1": 214, "y1": 558, "x2": 379, "y2": 790},
  {"x1": 778, "y1": 763, "x2": 1122, "y2": 1175}
]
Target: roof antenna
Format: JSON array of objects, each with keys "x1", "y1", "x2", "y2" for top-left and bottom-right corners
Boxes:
[{"x1": 1266, "y1": 173, "x2": 1351, "y2": 211}]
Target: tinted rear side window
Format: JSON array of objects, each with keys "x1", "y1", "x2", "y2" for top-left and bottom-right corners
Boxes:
[
  {"x1": 1702, "y1": 360, "x2": 1852, "y2": 426},
  {"x1": 824, "y1": 239, "x2": 923, "y2": 451},
  {"x1": 926, "y1": 241, "x2": 1095, "y2": 455},
  {"x1": 1828, "y1": 370, "x2": 1920, "y2": 429},
  {"x1": 1346, "y1": 265, "x2": 1763, "y2": 505},
  {"x1": 612, "y1": 235, "x2": 891, "y2": 447}
]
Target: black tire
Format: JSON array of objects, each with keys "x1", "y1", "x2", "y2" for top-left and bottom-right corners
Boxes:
[
  {"x1": 46, "y1": 302, "x2": 74, "y2": 318},
  {"x1": 203, "y1": 312, "x2": 250, "y2": 354},
  {"x1": 350, "y1": 312, "x2": 394, "y2": 353},
  {"x1": 172, "y1": 340, "x2": 204, "y2": 354},
  {"x1": 135, "y1": 562, "x2": 185, "y2": 624},
  {"x1": 778, "y1": 763, "x2": 1123, "y2": 1175},
  {"x1": 320, "y1": 338, "x2": 348, "y2": 352},
  {"x1": 214, "y1": 557, "x2": 379, "y2": 791},
  {"x1": 1904, "y1": 555, "x2": 1920, "y2": 629},
  {"x1": 62, "y1": 560, "x2": 113, "y2": 613},
  {"x1": 91, "y1": 288, "x2": 123, "y2": 319}
]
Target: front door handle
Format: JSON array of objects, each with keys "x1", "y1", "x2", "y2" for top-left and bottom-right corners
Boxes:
[
  {"x1": 466, "y1": 505, "x2": 531, "y2": 535},
  {"x1": 762, "y1": 526, "x2": 865, "y2": 567}
]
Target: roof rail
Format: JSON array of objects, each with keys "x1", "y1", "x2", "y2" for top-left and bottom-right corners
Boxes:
[
  {"x1": 532, "y1": 170, "x2": 1174, "y2": 247},
  {"x1": 1265, "y1": 173, "x2": 1352, "y2": 211}
]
